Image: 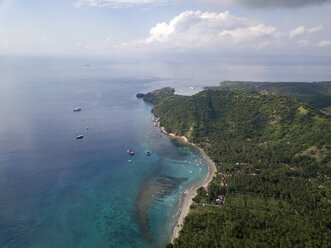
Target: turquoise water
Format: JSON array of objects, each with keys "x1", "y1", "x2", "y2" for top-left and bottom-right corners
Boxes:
[{"x1": 0, "y1": 57, "x2": 208, "y2": 247}]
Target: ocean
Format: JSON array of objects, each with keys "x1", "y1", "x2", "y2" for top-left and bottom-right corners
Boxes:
[{"x1": 0, "y1": 57, "x2": 209, "y2": 248}]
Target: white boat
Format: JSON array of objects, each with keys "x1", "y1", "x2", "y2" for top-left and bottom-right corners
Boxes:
[
  {"x1": 73, "y1": 107, "x2": 82, "y2": 112},
  {"x1": 76, "y1": 134, "x2": 84, "y2": 139},
  {"x1": 127, "y1": 149, "x2": 135, "y2": 155}
]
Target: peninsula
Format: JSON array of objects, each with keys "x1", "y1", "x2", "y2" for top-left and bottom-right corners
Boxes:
[{"x1": 139, "y1": 84, "x2": 331, "y2": 247}]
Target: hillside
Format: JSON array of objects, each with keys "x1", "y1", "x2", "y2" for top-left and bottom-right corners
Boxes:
[
  {"x1": 205, "y1": 81, "x2": 331, "y2": 111},
  {"x1": 146, "y1": 89, "x2": 331, "y2": 247},
  {"x1": 136, "y1": 87, "x2": 175, "y2": 105}
]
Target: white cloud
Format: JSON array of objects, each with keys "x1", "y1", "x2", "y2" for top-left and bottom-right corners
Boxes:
[
  {"x1": 287, "y1": 24, "x2": 323, "y2": 40},
  {"x1": 307, "y1": 24, "x2": 324, "y2": 33},
  {"x1": 318, "y1": 40, "x2": 331, "y2": 47},
  {"x1": 220, "y1": 24, "x2": 277, "y2": 43},
  {"x1": 289, "y1": 26, "x2": 305, "y2": 39},
  {"x1": 146, "y1": 10, "x2": 248, "y2": 44},
  {"x1": 142, "y1": 10, "x2": 331, "y2": 53},
  {"x1": 146, "y1": 22, "x2": 173, "y2": 43},
  {"x1": 74, "y1": 0, "x2": 166, "y2": 8},
  {"x1": 144, "y1": 10, "x2": 287, "y2": 50}
]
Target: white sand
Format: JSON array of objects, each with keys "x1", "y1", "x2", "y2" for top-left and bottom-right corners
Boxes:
[
  {"x1": 154, "y1": 116, "x2": 217, "y2": 242},
  {"x1": 170, "y1": 142, "x2": 216, "y2": 242}
]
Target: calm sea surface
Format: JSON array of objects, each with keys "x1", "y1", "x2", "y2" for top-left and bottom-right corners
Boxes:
[{"x1": 0, "y1": 57, "x2": 208, "y2": 247}]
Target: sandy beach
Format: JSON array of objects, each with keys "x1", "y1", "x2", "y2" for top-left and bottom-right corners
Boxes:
[
  {"x1": 154, "y1": 118, "x2": 217, "y2": 242},
  {"x1": 170, "y1": 141, "x2": 217, "y2": 242}
]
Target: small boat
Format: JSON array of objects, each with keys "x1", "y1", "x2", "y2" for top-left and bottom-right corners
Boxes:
[
  {"x1": 86, "y1": 127, "x2": 89, "y2": 130},
  {"x1": 145, "y1": 151, "x2": 151, "y2": 156},
  {"x1": 76, "y1": 134, "x2": 84, "y2": 139},
  {"x1": 73, "y1": 107, "x2": 82, "y2": 112},
  {"x1": 127, "y1": 149, "x2": 135, "y2": 155},
  {"x1": 190, "y1": 87, "x2": 195, "y2": 90},
  {"x1": 128, "y1": 160, "x2": 132, "y2": 163}
]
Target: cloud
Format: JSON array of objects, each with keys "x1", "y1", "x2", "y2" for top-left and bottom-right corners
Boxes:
[
  {"x1": 74, "y1": 0, "x2": 166, "y2": 8},
  {"x1": 318, "y1": 40, "x2": 331, "y2": 47},
  {"x1": 220, "y1": 24, "x2": 277, "y2": 43},
  {"x1": 200, "y1": 0, "x2": 331, "y2": 9},
  {"x1": 144, "y1": 10, "x2": 284, "y2": 50},
  {"x1": 288, "y1": 24, "x2": 324, "y2": 39},
  {"x1": 142, "y1": 10, "x2": 331, "y2": 53},
  {"x1": 307, "y1": 24, "x2": 324, "y2": 33},
  {"x1": 146, "y1": 10, "x2": 249, "y2": 45},
  {"x1": 289, "y1": 26, "x2": 305, "y2": 39}
]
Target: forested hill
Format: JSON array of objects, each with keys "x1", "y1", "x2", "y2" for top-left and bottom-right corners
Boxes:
[
  {"x1": 205, "y1": 81, "x2": 331, "y2": 112},
  {"x1": 142, "y1": 89, "x2": 331, "y2": 247},
  {"x1": 136, "y1": 87, "x2": 175, "y2": 105}
]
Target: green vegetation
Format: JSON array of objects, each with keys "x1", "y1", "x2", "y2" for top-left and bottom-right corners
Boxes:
[
  {"x1": 205, "y1": 81, "x2": 331, "y2": 110},
  {"x1": 142, "y1": 88, "x2": 331, "y2": 247},
  {"x1": 141, "y1": 87, "x2": 175, "y2": 105},
  {"x1": 136, "y1": 93, "x2": 145, "y2": 98}
]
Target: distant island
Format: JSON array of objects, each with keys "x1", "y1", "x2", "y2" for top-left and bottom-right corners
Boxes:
[{"x1": 139, "y1": 83, "x2": 331, "y2": 248}]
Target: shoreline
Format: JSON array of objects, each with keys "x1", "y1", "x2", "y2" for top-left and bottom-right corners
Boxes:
[
  {"x1": 153, "y1": 117, "x2": 217, "y2": 242},
  {"x1": 170, "y1": 139, "x2": 217, "y2": 242}
]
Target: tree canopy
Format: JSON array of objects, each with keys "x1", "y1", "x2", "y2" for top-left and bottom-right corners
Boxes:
[{"x1": 145, "y1": 89, "x2": 331, "y2": 248}]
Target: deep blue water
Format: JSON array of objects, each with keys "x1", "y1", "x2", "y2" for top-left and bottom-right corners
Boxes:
[{"x1": 0, "y1": 57, "x2": 208, "y2": 247}]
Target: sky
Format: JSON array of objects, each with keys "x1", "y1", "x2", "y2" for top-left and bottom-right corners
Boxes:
[{"x1": 0, "y1": 0, "x2": 331, "y2": 80}]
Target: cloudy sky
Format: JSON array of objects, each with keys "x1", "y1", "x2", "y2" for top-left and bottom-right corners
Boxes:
[
  {"x1": 0, "y1": 0, "x2": 330, "y2": 55},
  {"x1": 1, "y1": 0, "x2": 331, "y2": 81}
]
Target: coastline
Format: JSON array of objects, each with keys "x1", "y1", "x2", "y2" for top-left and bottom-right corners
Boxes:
[
  {"x1": 170, "y1": 141, "x2": 216, "y2": 242},
  {"x1": 154, "y1": 117, "x2": 217, "y2": 242}
]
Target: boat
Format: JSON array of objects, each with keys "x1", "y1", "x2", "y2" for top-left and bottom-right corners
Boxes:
[
  {"x1": 127, "y1": 149, "x2": 135, "y2": 155},
  {"x1": 190, "y1": 87, "x2": 195, "y2": 90},
  {"x1": 128, "y1": 160, "x2": 132, "y2": 163},
  {"x1": 76, "y1": 135, "x2": 84, "y2": 139},
  {"x1": 145, "y1": 151, "x2": 151, "y2": 156},
  {"x1": 73, "y1": 107, "x2": 82, "y2": 112}
]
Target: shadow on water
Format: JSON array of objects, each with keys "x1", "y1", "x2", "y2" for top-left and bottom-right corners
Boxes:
[{"x1": 133, "y1": 162, "x2": 187, "y2": 246}]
